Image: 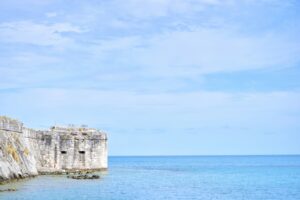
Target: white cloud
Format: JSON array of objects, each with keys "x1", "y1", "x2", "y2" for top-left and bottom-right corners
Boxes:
[
  {"x1": 0, "y1": 0, "x2": 299, "y2": 91},
  {"x1": 141, "y1": 29, "x2": 300, "y2": 73},
  {"x1": 46, "y1": 12, "x2": 57, "y2": 18},
  {"x1": 0, "y1": 21, "x2": 83, "y2": 47},
  {"x1": 11, "y1": 52, "x2": 59, "y2": 64},
  {"x1": 105, "y1": 0, "x2": 233, "y2": 19},
  {"x1": 91, "y1": 36, "x2": 141, "y2": 52},
  {"x1": 1, "y1": 88, "x2": 299, "y2": 129},
  {"x1": 85, "y1": 27, "x2": 300, "y2": 78}
]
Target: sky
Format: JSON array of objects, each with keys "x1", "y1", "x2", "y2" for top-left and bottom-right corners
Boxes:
[{"x1": 0, "y1": 0, "x2": 300, "y2": 156}]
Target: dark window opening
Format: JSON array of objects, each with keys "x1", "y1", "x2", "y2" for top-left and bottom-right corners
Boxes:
[
  {"x1": 79, "y1": 151, "x2": 85, "y2": 154},
  {"x1": 61, "y1": 151, "x2": 67, "y2": 154}
]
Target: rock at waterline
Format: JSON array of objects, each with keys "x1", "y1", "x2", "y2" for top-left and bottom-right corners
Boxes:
[
  {"x1": 0, "y1": 188, "x2": 17, "y2": 192},
  {"x1": 67, "y1": 174, "x2": 100, "y2": 180}
]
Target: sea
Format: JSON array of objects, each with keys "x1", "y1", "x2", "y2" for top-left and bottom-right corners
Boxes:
[{"x1": 1, "y1": 155, "x2": 300, "y2": 200}]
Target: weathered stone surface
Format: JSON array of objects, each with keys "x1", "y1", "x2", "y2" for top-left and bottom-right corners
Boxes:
[{"x1": 0, "y1": 116, "x2": 108, "y2": 183}]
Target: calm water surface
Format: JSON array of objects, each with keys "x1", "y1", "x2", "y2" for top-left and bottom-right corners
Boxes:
[{"x1": 1, "y1": 156, "x2": 300, "y2": 200}]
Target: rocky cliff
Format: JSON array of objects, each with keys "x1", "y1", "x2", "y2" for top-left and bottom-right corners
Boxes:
[
  {"x1": 0, "y1": 117, "x2": 38, "y2": 182},
  {"x1": 0, "y1": 116, "x2": 108, "y2": 184}
]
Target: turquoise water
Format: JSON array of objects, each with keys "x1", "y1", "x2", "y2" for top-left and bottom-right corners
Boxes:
[{"x1": 1, "y1": 156, "x2": 300, "y2": 200}]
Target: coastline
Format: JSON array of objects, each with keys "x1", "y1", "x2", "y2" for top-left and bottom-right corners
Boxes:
[
  {"x1": 0, "y1": 168, "x2": 108, "y2": 185},
  {"x1": 0, "y1": 116, "x2": 108, "y2": 184}
]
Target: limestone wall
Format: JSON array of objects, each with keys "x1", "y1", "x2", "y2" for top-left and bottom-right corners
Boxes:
[
  {"x1": 0, "y1": 116, "x2": 108, "y2": 183},
  {"x1": 0, "y1": 128, "x2": 38, "y2": 182},
  {"x1": 26, "y1": 128, "x2": 108, "y2": 172}
]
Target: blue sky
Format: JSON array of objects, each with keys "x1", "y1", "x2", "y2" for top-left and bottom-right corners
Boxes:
[{"x1": 0, "y1": 0, "x2": 300, "y2": 155}]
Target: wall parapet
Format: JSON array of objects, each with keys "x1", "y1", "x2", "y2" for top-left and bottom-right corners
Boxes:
[{"x1": 0, "y1": 116, "x2": 23, "y2": 133}]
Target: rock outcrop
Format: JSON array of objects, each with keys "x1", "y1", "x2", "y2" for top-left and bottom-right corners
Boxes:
[{"x1": 0, "y1": 116, "x2": 108, "y2": 183}]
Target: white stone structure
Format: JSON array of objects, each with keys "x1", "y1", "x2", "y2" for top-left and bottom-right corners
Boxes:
[{"x1": 0, "y1": 116, "x2": 108, "y2": 182}]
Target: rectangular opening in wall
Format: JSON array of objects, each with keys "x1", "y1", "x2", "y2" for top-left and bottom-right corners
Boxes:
[
  {"x1": 79, "y1": 151, "x2": 85, "y2": 154},
  {"x1": 61, "y1": 151, "x2": 67, "y2": 154}
]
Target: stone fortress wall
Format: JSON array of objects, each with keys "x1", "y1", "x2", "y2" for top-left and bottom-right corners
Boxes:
[
  {"x1": 0, "y1": 116, "x2": 108, "y2": 182},
  {"x1": 0, "y1": 116, "x2": 23, "y2": 133}
]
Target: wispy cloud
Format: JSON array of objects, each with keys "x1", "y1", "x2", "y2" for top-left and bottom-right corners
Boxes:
[
  {"x1": 45, "y1": 12, "x2": 57, "y2": 18},
  {"x1": 0, "y1": 0, "x2": 299, "y2": 91},
  {"x1": 1, "y1": 88, "x2": 299, "y2": 153},
  {"x1": 0, "y1": 21, "x2": 83, "y2": 47},
  {"x1": 83, "y1": 27, "x2": 300, "y2": 79}
]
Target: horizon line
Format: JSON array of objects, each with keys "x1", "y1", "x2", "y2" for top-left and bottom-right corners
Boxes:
[{"x1": 109, "y1": 154, "x2": 300, "y2": 157}]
